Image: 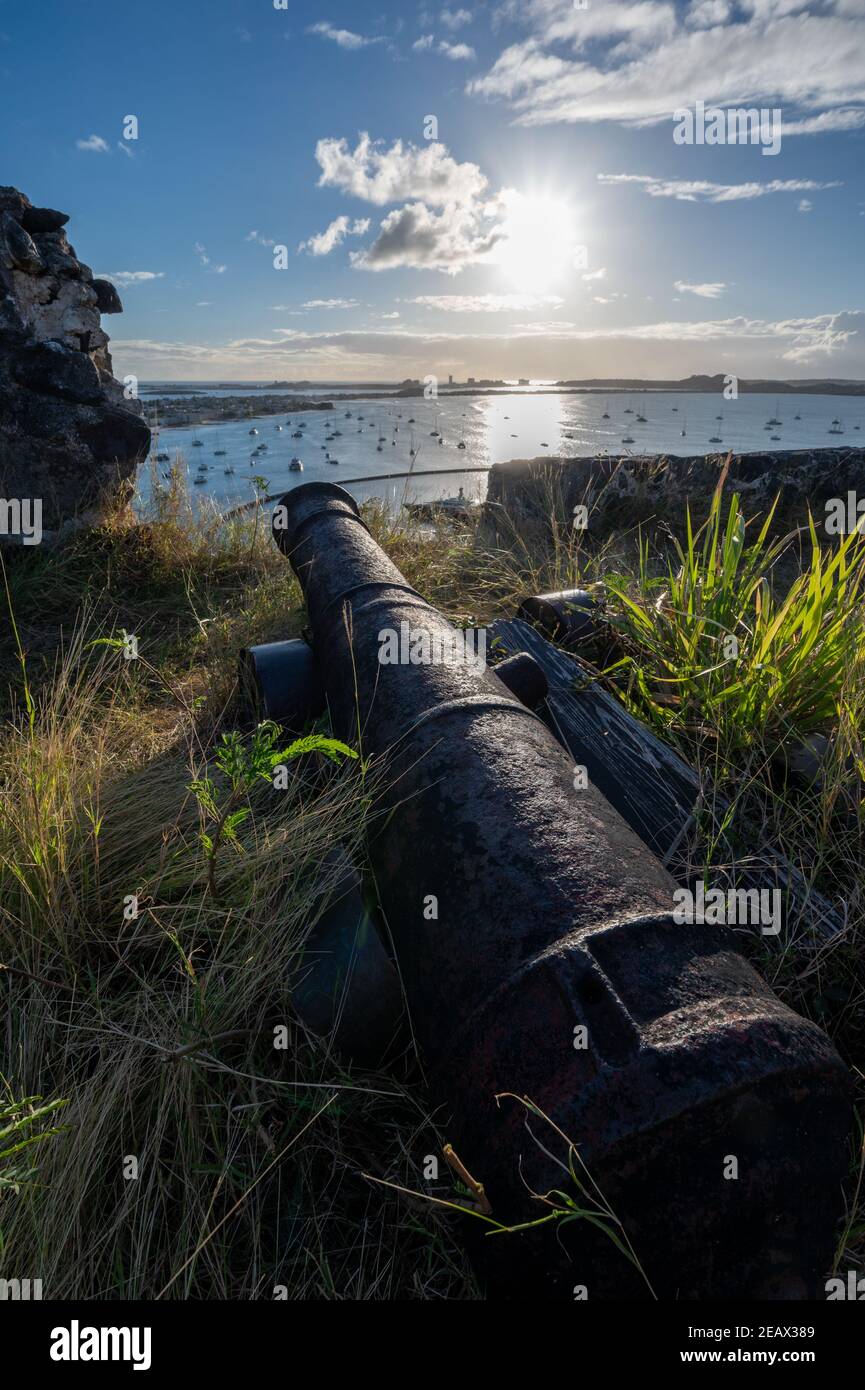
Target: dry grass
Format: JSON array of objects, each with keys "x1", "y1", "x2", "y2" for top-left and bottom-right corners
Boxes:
[{"x1": 1, "y1": 468, "x2": 863, "y2": 1298}]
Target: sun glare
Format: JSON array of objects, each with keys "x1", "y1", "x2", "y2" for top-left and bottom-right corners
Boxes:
[{"x1": 494, "y1": 192, "x2": 579, "y2": 294}]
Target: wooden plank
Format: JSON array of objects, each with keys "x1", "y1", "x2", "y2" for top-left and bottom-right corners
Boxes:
[{"x1": 489, "y1": 617, "x2": 844, "y2": 945}]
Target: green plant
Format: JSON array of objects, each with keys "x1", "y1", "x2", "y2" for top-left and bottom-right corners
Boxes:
[
  {"x1": 189, "y1": 722, "x2": 358, "y2": 899},
  {"x1": 605, "y1": 487, "x2": 865, "y2": 753},
  {"x1": 0, "y1": 1088, "x2": 69, "y2": 1236}
]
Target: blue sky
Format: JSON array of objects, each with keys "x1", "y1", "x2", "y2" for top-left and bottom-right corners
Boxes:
[{"x1": 0, "y1": 0, "x2": 862, "y2": 380}]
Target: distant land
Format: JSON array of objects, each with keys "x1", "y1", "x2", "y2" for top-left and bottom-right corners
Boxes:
[
  {"x1": 142, "y1": 374, "x2": 865, "y2": 399},
  {"x1": 553, "y1": 374, "x2": 865, "y2": 396}
]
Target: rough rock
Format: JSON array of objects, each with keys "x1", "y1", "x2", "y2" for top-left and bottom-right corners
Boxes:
[
  {"x1": 488, "y1": 449, "x2": 865, "y2": 539},
  {"x1": 0, "y1": 186, "x2": 150, "y2": 537}
]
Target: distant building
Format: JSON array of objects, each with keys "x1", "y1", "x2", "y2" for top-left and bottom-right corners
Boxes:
[
  {"x1": 518, "y1": 378, "x2": 530, "y2": 386},
  {"x1": 448, "y1": 374, "x2": 453, "y2": 386},
  {"x1": 467, "y1": 377, "x2": 475, "y2": 385}
]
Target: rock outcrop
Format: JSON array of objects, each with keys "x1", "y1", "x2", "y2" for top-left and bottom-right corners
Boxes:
[
  {"x1": 488, "y1": 448, "x2": 865, "y2": 538},
  {"x1": 0, "y1": 186, "x2": 150, "y2": 537}
]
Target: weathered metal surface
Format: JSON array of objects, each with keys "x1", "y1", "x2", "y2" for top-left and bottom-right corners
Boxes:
[
  {"x1": 238, "y1": 637, "x2": 325, "y2": 729},
  {"x1": 272, "y1": 482, "x2": 852, "y2": 1301},
  {"x1": 516, "y1": 588, "x2": 599, "y2": 649},
  {"x1": 293, "y1": 845, "x2": 404, "y2": 1067},
  {"x1": 488, "y1": 650, "x2": 548, "y2": 710},
  {"x1": 490, "y1": 617, "x2": 846, "y2": 944}
]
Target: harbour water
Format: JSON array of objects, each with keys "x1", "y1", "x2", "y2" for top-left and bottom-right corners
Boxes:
[{"x1": 136, "y1": 390, "x2": 864, "y2": 515}]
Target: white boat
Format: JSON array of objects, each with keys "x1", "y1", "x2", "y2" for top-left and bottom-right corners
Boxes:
[
  {"x1": 405, "y1": 488, "x2": 479, "y2": 521},
  {"x1": 289, "y1": 457, "x2": 303, "y2": 472},
  {"x1": 249, "y1": 428, "x2": 258, "y2": 435}
]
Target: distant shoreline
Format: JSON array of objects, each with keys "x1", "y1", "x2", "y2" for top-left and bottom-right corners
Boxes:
[
  {"x1": 143, "y1": 380, "x2": 865, "y2": 431},
  {"x1": 141, "y1": 374, "x2": 865, "y2": 401}
]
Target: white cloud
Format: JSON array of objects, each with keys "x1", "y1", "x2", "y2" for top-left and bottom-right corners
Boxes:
[
  {"x1": 684, "y1": 0, "x2": 731, "y2": 29},
  {"x1": 246, "y1": 230, "x2": 276, "y2": 247},
  {"x1": 98, "y1": 270, "x2": 165, "y2": 287},
  {"x1": 108, "y1": 310, "x2": 864, "y2": 380},
  {"x1": 582, "y1": 268, "x2": 607, "y2": 282},
  {"x1": 798, "y1": 198, "x2": 813, "y2": 213},
  {"x1": 308, "y1": 21, "x2": 382, "y2": 49},
  {"x1": 414, "y1": 33, "x2": 476, "y2": 59},
  {"x1": 76, "y1": 134, "x2": 109, "y2": 153},
  {"x1": 598, "y1": 173, "x2": 842, "y2": 202},
  {"x1": 298, "y1": 216, "x2": 371, "y2": 256},
  {"x1": 440, "y1": 40, "x2": 475, "y2": 60},
  {"x1": 314, "y1": 133, "x2": 489, "y2": 206},
  {"x1": 301, "y1": 298, "x2": 361, "y2": 310},
  {"x1": 674, "y1": 280, "x2": 727, "y2": 297},
  {"x1": 780, "y1": 108, "x2": 865, "y2": 134},
  {"x1": 409, "y1": 293, "x2": 565, "y2": 311},
  {"x1": 468, "y1": 1, "x2": 865, "y2": 131},
  {"x1": 116, "y1": 141, "x2": 134, "y2": 159},
  {"x1": 441, "y1": 8, "x2": 472, "y2": 30},
  {"x1": 194, "y1": 243, "x2": 227, "y2": 273},
  {"x1": 351, "y1": 201, "x2": 504, "y2": 274}
]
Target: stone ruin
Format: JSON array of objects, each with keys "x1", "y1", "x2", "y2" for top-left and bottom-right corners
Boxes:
[
  {"x1": 0, "y1": 186, "x2": 150, "y2": 539},
  {"x1": 488, "y1": 447, "x2": 865, "y2": 539}
]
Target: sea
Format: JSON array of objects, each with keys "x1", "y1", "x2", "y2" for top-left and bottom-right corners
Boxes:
[{"x1": 135, "y1": 386, "x2": 864, "y2": 516}]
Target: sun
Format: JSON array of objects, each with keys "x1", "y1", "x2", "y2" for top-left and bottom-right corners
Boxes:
[{"x1": 493, "y1": 191, "x2": 580, "y2": 295}]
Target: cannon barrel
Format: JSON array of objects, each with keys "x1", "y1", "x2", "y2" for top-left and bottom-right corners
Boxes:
[{"x1": 272, "y1": 482, "x2": 851, "y2": 1300}]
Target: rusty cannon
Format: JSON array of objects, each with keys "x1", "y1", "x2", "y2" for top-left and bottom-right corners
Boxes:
[{"x1": 270, "y1": 481, "x2": 851, "y2": 1301}]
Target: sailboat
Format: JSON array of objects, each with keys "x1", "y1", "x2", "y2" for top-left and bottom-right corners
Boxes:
[
  {"x1": 601, "y1": 399, "x2": 610, "y2": 419},
  {"x1": 191, "y1": 430, "x2": 203, "y2": 448},
  {"x1": 766, "y1": 400, "x2": 782, "y2": 426},
  {"x1": 709, "y1": 416, "x2": 724, "y2": 444},
  {"x1": 828, "y1": 420, "x2": 844, "y2": 435}
]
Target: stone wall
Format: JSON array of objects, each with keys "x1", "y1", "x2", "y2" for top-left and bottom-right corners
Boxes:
[
  {"x1": 487, "y1": 449, "x2": 865, "y2": 536},
  {"x1": 0, "y1": 186, "x2": 150, "y2": 538}
]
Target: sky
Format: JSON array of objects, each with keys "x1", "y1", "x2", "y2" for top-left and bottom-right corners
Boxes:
[{"x1": 0, "y1": 0, "x2": 863, "y2": 382}]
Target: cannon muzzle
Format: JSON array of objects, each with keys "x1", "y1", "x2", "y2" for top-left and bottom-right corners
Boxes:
[{"x1": 272, "y1": 482, "x2": 851, "y2": 1300}]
